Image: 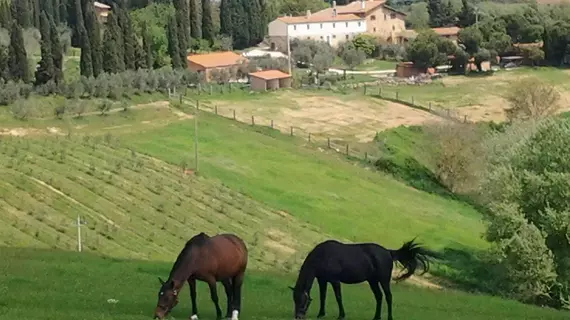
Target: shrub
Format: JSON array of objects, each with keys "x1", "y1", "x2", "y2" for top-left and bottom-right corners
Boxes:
[{"x1": 505, "y1": 77, "x2": 561, "y2": 122}]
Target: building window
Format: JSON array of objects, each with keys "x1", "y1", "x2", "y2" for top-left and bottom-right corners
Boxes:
[
  {"x1": 333, "y1": 23, "x2": 335, "y2": 28},
  {"x1": 384, "y1": 14, "x2": 386, "y2": 20},
  {"x1": 371, "y1": 15, "x2": 376, "y2": 21},
  {"x1": 392, "y1": 25, "x2": 395, "y2": 31},
  {"x1": 358, "y1": 22, "x2": 361, "y2": 27},
  {"x1": 307, "y1": 37, "x2": 311, "y2": 39},
  {"x1": 391, "y1": 13, "x2": 396, "y2": 19},
  {"x1": 346, "y1": 35, "x2": 349, "y2": 40},
  {"x1": 373, "y1": 27, "x2": 376, "y2": 32},
  {"x1": 307, "y1": 24, "x2": 310, "y2": 29},
  {"x1": 333, "y1": 35, "x2": 336, "y2": 39},
  {"x1": 320, "y1": 36, "x2": 324, "y2": 39},
  {"x1": 293, "y1": 25, "x2": 297, "y2": 30},
  {"x1": 346, "y1": 22, "x2": 348, "y2": 27},
  {"x1": 320, "y1": 23, "x2": 323, "y2": 29}
]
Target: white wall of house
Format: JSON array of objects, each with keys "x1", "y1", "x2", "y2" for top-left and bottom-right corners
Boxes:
[{"x1": 268, "y1": 18, "x2": 366, "y2": 47}]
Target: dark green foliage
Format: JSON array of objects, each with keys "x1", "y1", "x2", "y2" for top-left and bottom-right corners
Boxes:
[
  {"x1": 42, "y1": 0, "x2": 55, "y2": 20},
  {"x1": 0, "y1": 45, "x2": 8, "y2": 81},
  {"x1": 32, "y1": 0, "x2": 41, "y2": 28},
  {"x1": 167, "y1": 15, "x2": 182, "y2": 69},
  {"x1": 427, "y1": 0, "x2": 454, "y2": 28},
  {"x1": 457, "y1": 0, "x2": 475, "y2": 28},
  {"x1": 190, "y1": 0, "x2": 202, "y2": 39},
  {"x1": 52, "y1": 0, "x2": 60, "y2": 24},
  {"x1": 35, "y1": 12, "x2": 55, "y2": 86},
  {"x1": 76, "y1": 0, "x2": 93, "y2": 77},
  {"x1": 0, "y1": 1, "x2": 12, "y2": 28},
  {"x1": 201, "y1": 0, "x2": 213, "y2": 43},
  {"x1": 543, "y1": 20, "x2": 570, "y2": 66},
  {"x1": 102, "y1": 12, "x2": 123, "y2": 74},
  {"x1": 173, "y1": 0, "x2": 190, "y2": 44},
  {"x1": 134, "y1": 38, "x2": 146, "y2": 70},
  {"x1": 118, "y1": 0, "x2": 137, "y2": 70},
  {"x1": 49, "y1": 16, "x2": 63, "y2": 83},
  {"x1": 458, "y1": 25, "x2": 483, "y2": 55},
  {"x1": 142, "y1": 22, "x2": 153, "y2": 69},
  {"x1": 85, "y1": 3, "x2": 102, "y2": 77},
  {"x1": 176, "y1": 11, "x2": 188, "y2": 63},
  {"x1": 406, "y1": 30, "x2": 451, "y2": 69},
  {"x1": 11, "y1": 0, "x2": 32, "y2": 28},
  {"x1": 8, "y1": 21, "x2": 30, "y2": 83},
  {"x1": 59, "y1": 0, "x2": 68, "y2": 24},
  {"x1": 220, "y1": 0, "x2": 263, "y2": 49}
]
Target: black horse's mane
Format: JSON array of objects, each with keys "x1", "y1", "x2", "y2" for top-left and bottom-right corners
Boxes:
[{"x1": 168, "y1": 232, "x2": 210, "y2": 279}]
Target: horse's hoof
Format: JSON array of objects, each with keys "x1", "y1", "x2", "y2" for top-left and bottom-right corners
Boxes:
[{"x1": 190, "y1": 315, "x2": 199, "y2": 320}]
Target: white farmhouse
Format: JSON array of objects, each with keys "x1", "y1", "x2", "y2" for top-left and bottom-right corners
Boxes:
[{"x1": 268, "y1": 6, "x2": 367, "y2": 49}]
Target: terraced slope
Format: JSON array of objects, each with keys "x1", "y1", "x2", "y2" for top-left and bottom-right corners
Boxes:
[{"x1": 0, "y1": 134, "x2": 326, "y2": 270}]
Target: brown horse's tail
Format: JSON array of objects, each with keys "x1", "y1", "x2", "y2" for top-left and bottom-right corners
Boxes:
[{"x1": 389, "y1": 238, "x2": 439, "y2": 282}]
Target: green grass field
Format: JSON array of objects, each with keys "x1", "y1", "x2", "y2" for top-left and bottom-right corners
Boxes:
[
  {"x1": 0, "y1": 96, "x2": 568, "y2": 319},
  {"x1": 1, "y1": 247, "x2": 567, "y2": 320}
]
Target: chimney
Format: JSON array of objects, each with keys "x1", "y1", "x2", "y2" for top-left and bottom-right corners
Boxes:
[
  {"x1": 360, "y1": 0, "x2": 365, "y2": 10},
  {"x1": 332, "y1": 1, "x2": 336, "y2": 8},
  {"x1": 306, "y1": 10, "x2": 311, "y2": 18}
]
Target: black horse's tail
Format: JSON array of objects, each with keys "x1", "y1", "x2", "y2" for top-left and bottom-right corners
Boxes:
[{"x1": 389, "y1": 238, "x2": 439, "y2": 282}]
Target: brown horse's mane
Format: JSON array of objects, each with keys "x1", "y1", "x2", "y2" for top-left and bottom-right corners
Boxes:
[{"x1": 168, "y1": 232, "x2": 210, "y2": 279}]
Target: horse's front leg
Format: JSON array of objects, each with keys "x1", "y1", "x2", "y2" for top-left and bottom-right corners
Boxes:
[
  {"x1": 317, "y1": 278, "x2": 327, "y2": 318},
  {"x1": 206, "y1": 277, "x2": 223, "y2": 320},
  {"x1": 188, "y1": 278, "x2": 198, "y2": 320},
  {"x1": 221, "y1": 279, "x2": 233, "y2": 319}
]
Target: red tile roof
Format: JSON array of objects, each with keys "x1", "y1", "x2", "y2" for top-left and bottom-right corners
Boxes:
[
  {"x1": 187, "y1": 51, "x2": 244, "y2": 69},
  {"x1": 249, "y1": 70, "x2": 291, "y2": 80},
  {"x1": 431, "y1": 27, "x2": 461, "y2": 36}
]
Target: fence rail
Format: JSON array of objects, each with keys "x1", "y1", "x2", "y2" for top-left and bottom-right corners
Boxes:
[{"x1": 169, "y1": 79, "x2": 469, "y2": 165}]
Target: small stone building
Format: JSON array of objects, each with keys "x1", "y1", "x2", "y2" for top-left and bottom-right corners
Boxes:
[
  {"x1": 249, "y1": 70, "x2": 292, "y2": 91},
  {"x1": 186, "y1": 51, "x2": 246, "y2": 82}
]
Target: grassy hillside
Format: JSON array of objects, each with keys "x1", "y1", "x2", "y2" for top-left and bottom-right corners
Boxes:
[
  {"x1": 1, "y1": 247, "x2": 567, "y2": 320},
  {"x1": 123, "y1": 109, "x2": 486, "y2": 252},
  {"x1": 0, "y1": 123, "x2": 327, "y2": 270}
]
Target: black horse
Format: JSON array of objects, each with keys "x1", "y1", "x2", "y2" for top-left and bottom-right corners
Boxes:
[{"x1": 290, "y1": 238, "x2": 438, "y2": 320}]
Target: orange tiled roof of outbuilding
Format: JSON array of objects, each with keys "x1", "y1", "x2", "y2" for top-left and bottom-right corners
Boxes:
[
  {"x1": 249, "y1": 70, "x2": 291, "y2": 80},
  {"x1": 186, "y1": 51, "x2": 244, "y2": 68}
]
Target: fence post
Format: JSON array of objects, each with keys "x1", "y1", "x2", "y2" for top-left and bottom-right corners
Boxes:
[
  {"x1": 364, "y1": 85, "x2": 367, "y2": 95},
  {"x1": 429, "y1": 102, "x2": 432, "y2": 111},
  {"x1": 215, "y1": 105, "x2": 218, "y2": 115},
  {"x1": 396, "y1": 91, "x2": 399, "y2": 100},
  {"x1": 271, "y1": 119, "x2": 274, "y2": 128},
  {"x1": 346, "y1": 144, "x2": 349, "y2": 156},
  {"x1": 365, "y1": 152, "x2": 368, "y2": 161},
  {"x1": 411, "y1": 96, "x2": 414, "y2": 105},
  {"x1": 378, "y1": 86, "x2": 381, "y2": 97},
  {"x1": 179, "y1": 94, "x2": 182, "y2": 104},
  {"x1": 447, "y1": 109, "x2": 450, "y2": 117},
  {"x1": 210, "y1": 85, "x2": 213, "y2": 95},
  {"x1": 464, "y1": 115, "x2": 467, "y2": 123},
  {"x1": 233, "y1": 109, "x2": 236, "y2": 120},
  {"x1": 251, "y1": 115, "x2": 255, "y2": 126},
  {"x1": 290, "y1": 126, "x2": 293, "y2": 136},
  {"x1": 308, "y1": 133, "x2": 311, "y2": 142},
  {"x1": 327, "y1": 137, "x2": 331, "y2": 148}
]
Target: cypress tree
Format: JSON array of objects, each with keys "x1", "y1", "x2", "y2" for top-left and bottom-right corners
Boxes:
[
  {"x1": 52, "y1": 0, "x2": 61, "y2": 24},
  {"x1": 117, "y1": 0, "x2": 136, "y2": 70},
  {"x1": 142, "y1": 22, "x2": 153, "y2": 69},
  {"x1": 76, "y1": 0, "x2": 93, "y2": 77},
  {"x1": 8, "y1": 21, "x2": 30, "y2": 83},
  {"x1": 176, "y1": 11, "x2": 188, "y2": 63},
  {"x1": 0, "y1": 1, "x2": 11, "y2": 29},
  {"x1": 35, "y1": 11, "x2": 55, "y2": 86},
  {"x1": 102, "y1": 12, "x2": 123, "y2": 73},
  {"x1": 60, "y1": 0, "x2": 68, "y2": 25},
  {"x1": 219, "y1": 0, "x2": 232, "y2": 38},
  {"x1": 85, "y1": 2, "x2": 102, "y2": 77},
  {"x1": 32, "y1": 0, "x2": 41, "y2": 29},
  {"x1": 11, "y1": 0, "x2": 31, "y2": 28},
  {"x1": 49, "y1": 15, "x2": 63, "y2": 83},
  {"x1": 0, "y1": 45, "x2": 8, "y2": 81},
  {"x1": 201, "y1": 0, "x2": 214, "y2": 43},
  {"x1": 173, "y1": 0, "x2": 190, "y2": 44},
  {"x1": 134, "y1": 38, "x2": 146, "y2": 70},
  {"x1": 190, "y1": 0, "x2": 201, "y2": 39},
  {"x1": 68, "y1": 0, "x2": 79, "y2": 46},
  {"x1": 41, "y1": 0, "x2": 55, "y2": 20},
  {"x1": 167, "y1": 15, "x2": 182, "y2": 69}
]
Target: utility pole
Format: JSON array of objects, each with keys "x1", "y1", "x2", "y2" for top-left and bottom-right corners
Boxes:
[
  {"x1": 194, "y1": 101, "x2": 199, "y2": 172},
  {"x1": 287, "y1": 30, "x2": 292, "y2": 75},
  {"x1": 74, "y1": 215, "x2": 87, "y2": 252}
]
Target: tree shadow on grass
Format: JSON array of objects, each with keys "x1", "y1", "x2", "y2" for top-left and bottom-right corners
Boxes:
[{"x1": 431, "y1": 247, "x2": 500, "y2": 295}]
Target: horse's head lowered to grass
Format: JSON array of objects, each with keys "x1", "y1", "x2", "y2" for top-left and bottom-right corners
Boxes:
[{"x1": 153, "y1": 277, "x2": 180, "y2": 319}]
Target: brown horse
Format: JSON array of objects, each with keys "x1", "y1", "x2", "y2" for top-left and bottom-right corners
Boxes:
[{"x1": 153, "y1": 232, "x2": 248, "y2": 320}]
